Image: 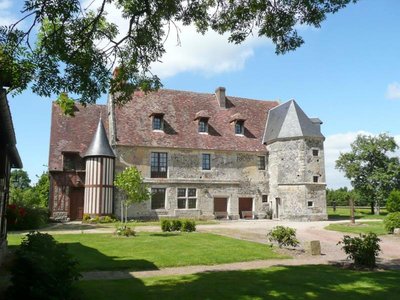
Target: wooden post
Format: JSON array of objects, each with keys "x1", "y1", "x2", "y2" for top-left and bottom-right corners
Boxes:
[{"x1": 350, "y1": 197, "x2": 355, "y2": 224}]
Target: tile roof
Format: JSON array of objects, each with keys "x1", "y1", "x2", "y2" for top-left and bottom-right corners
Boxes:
[
  {"x1": 262, "y1": 100, "x2": 325, "y2": 145},
  {"x1": 49, "y1": 103, "x2": 108, "y2": 171},
  {"x1": 114, "y1": 89, "x2": 279, "y2": 152}
]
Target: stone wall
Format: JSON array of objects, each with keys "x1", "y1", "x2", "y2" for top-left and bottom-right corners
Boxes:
[
  {"x1": 267, "y1": 138, "x2": 327, "y2": 221},
  {"x1": 113, "y1": 146, "x2": 269, "y2": 220}
]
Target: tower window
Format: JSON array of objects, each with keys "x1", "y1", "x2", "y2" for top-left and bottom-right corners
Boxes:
[
  {"x1": 258, "y1": 156, "x2": 266, "y2": 170},
  {"x1": 198, "y1": 118, "x2": 208, "y2": 133},
  {"x1": 312, "y1": 149, "x2": 319, "y2": 156},
  {"x1": 152, "y1": 115, "x2": 163, "y2": 130},
  {"x1": 235, "y1": 120, "x2": 244, "y2": 135},
  {"x1": 202, "y1": 154, "x2": 211, "y2": 170},
  {"x1": 313, "y1": 176, "x2": 319, "y2": 183},
  {"x1": 308, "y1": 201, "x2": 314, "y2": 207}
]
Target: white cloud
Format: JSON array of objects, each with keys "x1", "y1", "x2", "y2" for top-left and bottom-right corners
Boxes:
[
  {"x1": 0, "y1": 0, "x2": 16, "y2": 26},
  {"x1": 386, "y1": 82, "x2": 400, "y2": 100},
  {"x1": 83, "y1": 0, "x2": 270, "y2": 79},
  {"x1": 325, "y1": 131, "x2": 400, "y2": 189},
  {"x1": 0, "y1": 0, "x2": 12, "y2": 10}
]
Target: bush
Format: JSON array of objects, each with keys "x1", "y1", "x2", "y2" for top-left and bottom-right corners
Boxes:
[
  {"x1": 161, "y1": 219, "x2": 172, "y2": 232},
  {"x1": 384, "y1": 212, "x2": 400, "y2": 233},
  {"x1": 6, "y1": 204, "x2": 49, "y2": 230},
  {"x1": 99, "y1": 215, "x2": 115, "y2": 223},
  {"x1": 386, "y1": 190, "x2": 400, "y2": 213},
  {"x1": 171, "y1": 219, "x2": 182, "y2": 231},
  {"x1": 82, "y1": 214, "x2": 90, "y2": 222},
  {"x1": 267, "y1": 226, "x2": 299, "y2": 248},
  {"x1": 6, "y1": 231, "x2": 81, "y2": 299},
  {"x1": 338, "y1": 233, "x2": 381, "y2": 268},
  {"x1": 182, "y1": 219, "x2": 196, "y2": 232},
  {"x1": 115, "y1": 225, "x2": 136, "y2": 237}
]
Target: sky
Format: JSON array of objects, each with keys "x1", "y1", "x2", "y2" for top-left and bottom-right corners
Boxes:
[{"x1": 3, "y1": 0, "x2": 400, "y2": 187}]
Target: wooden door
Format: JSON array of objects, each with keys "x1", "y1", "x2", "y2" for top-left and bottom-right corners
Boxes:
[
  {"x1": 69, "y1": 188, "x2": 84, "y2": 220},
  {"x1": 239, "y1": 198, "x2": 253, "y2": 219},
  {"x1": 214, "y1": 198, "x2": 228, "y2": 219}
]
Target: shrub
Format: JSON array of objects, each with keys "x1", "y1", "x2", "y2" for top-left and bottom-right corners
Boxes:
[
  {"x1": 171, "y1": 219, "x2": 182, "y2": 231},
  {"x1": 161, "y1": 219, "x2": 172, "y2": 232},
  {"x1": 265, "y1": 208, "x2": 273, "y2": 219},
  {"x1": 384, "y1": 212, "x2": 400, "y2": 233},
  {"x1": 338, "y1": 233, "x2": 381, "y2": 268},
  {"x1": 100, "y1": 215, "x2": 115, "y2": 223},
  {"x1": 6, "y1": 204, "x2": 49, "y2": 230},
  {"x1": 115, "y1": 225, "x2": 136, "y2": 237},
  {"x1": 182, "y1": 219, "x2": 196, "y2": 232},
  {"x1": 267, "y1": 226, "x2": 299, "y2": 248},
  {"x1": 82, "y1": 214, "x2": 91, "y2": 223},
  {"x1": 386, "y1": 190, "x2": 400, "y2": 212},
  {"x1": 6, "y1": 231, "x2": 81, "y2": 300}
]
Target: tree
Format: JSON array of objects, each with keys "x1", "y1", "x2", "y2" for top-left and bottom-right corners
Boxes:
[
  {"x1": 10, "y1": 169, "x2": 31, "y2": 190},
  {"x1": 114, "y1": 166, "x2": 150, "y2": 222},
  {"x1": 0, "y1": 0, "x2": 358, "y2": 108},
  {"x1": 32, "y1": 172, "x2": 50, "y2": 207},
  {"x1": 336, "y1": 133, "x2": 400, "y2": 215},
  {"x1": 386, "y1": 190, "x2": 400, "y2": 213}
]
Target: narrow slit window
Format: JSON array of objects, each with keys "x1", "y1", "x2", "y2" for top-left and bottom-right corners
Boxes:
[
  {"x1": 202, "y1": 154, "x2": 211, "y2": 170},
  {"x1": 258, "y1": 156, "x2": 266, "y2": 170}
]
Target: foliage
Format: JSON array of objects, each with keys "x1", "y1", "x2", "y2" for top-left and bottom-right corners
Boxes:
[
  {"x1": 161, "y1": 219, "x2": 172, "y2": 232},
  {"x1": 171, "y1": 219, "x2": 182, "y2": 231},
  {"x1": 383, "y1": 212, "x2": 400, "y2": 233},
  {"x1": 338, "y1": 233, "x2": 381, "y2": 268},
  {"x1": 32, "y1": 172, "x2": 50, "y2": 207},
  {"x1": 6, "y1": 232, "x2": 81, "y2": 300},
  {"x1": 181, "y1": 219, "x2": 196, "y2": 232},
  {"x1": 114, "y1": 166, "x2": 150, "y2": 222},
  {"x1": 115, "y1": 225, "x2": 136, "y2": 237},
  {"x1": 267, "y1": 226, "x2": 299, "y2": 248},
  {"x1": 82, "y1": 213, "x2": 91, "y2": 222},
  {"x1": 386, "y1": 190, "x2": 400, "y2": 213},
  {"x1": 100, "y1": 216, "x2": 115, "y2": 223},
  {"x1": 1, "y1": 0, "x2": 358, "y2": 106},
  {"x1": 10, "y1": 169, "x2": 31, "y2": 189},
  {"x1": 326, "y1": 187, "x2": 363, "y2": 206},
  {"x1": 336, "y1": 134, "x2": 400, "y2": 213},
  {"x1": 6, "y1": 203, "x2": 49, "y2": 230}
]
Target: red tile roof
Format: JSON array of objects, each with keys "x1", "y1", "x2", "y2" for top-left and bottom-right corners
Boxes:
[
  {"x1": 114, "y1": 89, "x2": 278, "y2": 152},
  {"x1": 49, "y1": 89, "x2": 279, "y2": 171},
  {"x1": 49, "y1": 103, "x2": 108, "y2": 171}
]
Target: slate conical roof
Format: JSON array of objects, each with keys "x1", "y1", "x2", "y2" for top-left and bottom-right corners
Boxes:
[
  {"x1": 262, "y1": 100, "x2": 324, "y2": 145},
  {"x1": 84, "y1": 119, "x2": 115, "y2": 158}
]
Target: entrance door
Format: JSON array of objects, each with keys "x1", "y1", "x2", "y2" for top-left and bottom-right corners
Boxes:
[
  {"x1": 69, "y1": 188, "x2": 84, "y2": 220},
  {"x1": 214, "y1": 198, "x2": 228, "y2": 219},
  {"x1": 239, "y1": 198, "x2": 253, "y2": 219},
  {"x1": 275, "y1": 198, "x2": 281, "y2": 219}
]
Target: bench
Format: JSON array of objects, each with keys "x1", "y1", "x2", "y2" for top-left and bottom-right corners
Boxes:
[
  {"x1": 241, "y1": 211, "x2": 253, "y2": 219},
  {"x1": 214, "y1": 211, "x2": 228, "y2": 219}
]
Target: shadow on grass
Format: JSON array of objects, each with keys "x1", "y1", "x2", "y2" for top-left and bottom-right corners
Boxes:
[
  {"x1": 41, "y1": 223, "x2": 108, "y2": 231},
  {"x1": 78, "y1": 265, "x2": 400, "y2": 300},
  {"x1": 149, "y1": 233, "x2": 181, "y2": 237}
]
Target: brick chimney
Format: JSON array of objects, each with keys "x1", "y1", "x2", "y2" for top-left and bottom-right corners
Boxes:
[{"x1": 215, "y1": 87, "x2": 226, "y2": 108}]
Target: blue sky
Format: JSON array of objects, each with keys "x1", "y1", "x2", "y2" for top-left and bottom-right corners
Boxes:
[{"x1": 3, "y1": 0, "x2": 400, "y2": 187}]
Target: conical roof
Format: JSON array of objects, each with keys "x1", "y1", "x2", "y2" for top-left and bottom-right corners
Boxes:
[
  {"x1": 84, "y1": 119, "x2": 115, "y2": 158},
  {"x1": 262, "y1": 100, "x2": 324, "y2": 144}
]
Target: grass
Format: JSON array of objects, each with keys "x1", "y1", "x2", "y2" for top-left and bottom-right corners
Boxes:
[
  {"x1": 328, "y1": 207, "x2": 387, "y2": 220},
  {"x1": 77, "y1": 265, "x2": 400, "y2": 300},
  {"x1": 325, "y1": 221, "x2": 387, "y2": 235},
  {"x1": 7, "y1": 232, "x2": 285, "y2": 272}
]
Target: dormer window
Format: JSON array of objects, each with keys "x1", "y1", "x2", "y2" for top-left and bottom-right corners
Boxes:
[
  {"x1": 198, "y1": 118, "x2": 208, "y2": 133},
  {"x1": 235, "y1": 120, "x2": 244, "y2": 135},
  {"x1": 151, "y1": 114, "x2": 164, "y2": 131}
]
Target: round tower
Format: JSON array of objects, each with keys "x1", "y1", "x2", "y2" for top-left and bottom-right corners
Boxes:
[{"x1": 83, "y1": 119, "x2": 115, "y2": 216}]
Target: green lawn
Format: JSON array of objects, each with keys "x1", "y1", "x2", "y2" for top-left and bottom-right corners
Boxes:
[
  {"x1": 325, "y1": 221, "x2": 387, "y2": 235},
  {"x1": 328, "y1": 207, "x2": 387, "y2": 220},
  {"x1": 77, "y1": 265, "x2": 400, "y2": 300},
  {"x1": 8, "y1": 232, "x2": 285, "y2": 272}
]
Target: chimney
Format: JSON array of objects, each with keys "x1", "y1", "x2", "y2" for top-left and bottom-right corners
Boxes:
[{"x1": 215, "y1": 87, "x2": 226, "y2": 108}]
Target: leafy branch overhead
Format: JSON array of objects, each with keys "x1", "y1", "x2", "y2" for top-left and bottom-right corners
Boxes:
[{"x1": 1, "y1": 0, "x2": 357, "y2": 105}]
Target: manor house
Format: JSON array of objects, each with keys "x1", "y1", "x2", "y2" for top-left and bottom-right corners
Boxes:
[{"x1": 48, "y1": 87, "x2": 327, "y2": 221}]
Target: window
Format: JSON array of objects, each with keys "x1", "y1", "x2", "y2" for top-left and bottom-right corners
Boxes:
[
  {"x1": 258, "y1": 156, "x2": 266, "y2": 170},
  {"x1": 177, "y1": 188, "x2": 197, "y2": 209},
  {"x1": 63, "y1": 152, "x2": 84, "y2": 171},
  {"x1": 152, "y1": 115, "x2": 163, "y2": 130},
  {"x1": 198, "y1": 118, "x2": 208, "y2": 133},
  {"x1": 312, "y1": 149, "x2": 319, "y2": 156},
  {"x1": 235, "y1": 120, "x2": 244, "y2": 135},
  {"x1": 307, "y1": 201, "x2": 314, "y2": 207},
  {"x1": 151, "y1": 188, "x2": 166, "y2": 209},
  {"x1": 151, "y1": 152, "x2": 168, "y2": 178},
  {"x1": 202, "y1": 154, "x2": 211, "y2": 170},
  {"x1": 313, "y1": 176, "x2": 319, "y2": 183},
  {"x1": 262, "y1": 195, "x2": 268, "y2": 203}
]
